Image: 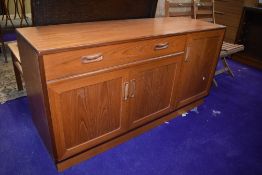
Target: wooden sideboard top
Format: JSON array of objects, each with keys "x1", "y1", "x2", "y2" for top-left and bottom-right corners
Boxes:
[{"x1": 16, "y1": 17, "x2": 225, "y2": 55}]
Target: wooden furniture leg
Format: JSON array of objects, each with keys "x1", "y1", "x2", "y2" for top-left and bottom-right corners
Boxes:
[
  {"x1": 1, "y1": 41, "x2": 7, "y2": 63},
  {"x1": 11, "y1": 52, "x2": 23, "y2": 90},
  {"x1": 19, "y1": 0, "x2": 29, "y2": 26},
  {"x1": 1, "y1": 0, "x2": 5, "y2": 20},
  {"x1": 14, "y1": 0, "x2": 21, "y2": 19},
  {"x1": 8, "y1": 42, "x2": 23, "y2": 90},
  {"x1": 4, "y1": 0, "x2": 14, "y2": 27},
  {"x1": 222, "y1": 56, "x2": 234, "y2": 77},
  {"x1": 213, "y1": 79, "x2": 218, "y2": 87},
  {"x1": 0, "y1": 26, "x2": 7, "y2": 63}
]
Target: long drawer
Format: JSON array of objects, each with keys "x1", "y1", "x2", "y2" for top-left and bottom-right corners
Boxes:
[{"x1": 43, "y1": 35, "x2": 186, "y2": 81}]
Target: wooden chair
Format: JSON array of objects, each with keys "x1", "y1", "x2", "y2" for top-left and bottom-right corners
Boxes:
[
  {"x1": 193, "y1": 0, "x2": 244, "y2": 86},
  {"x1": 8, "y1": 42, "x2": 23, "y2": 91},
  {"x1": 165, "y1": 0, "x2": 195, "y2": 18},
  {"x1": 215, "y1": 42, "x2": 244, "y2": 76},
  {"x1": 1, "y1": 0, "x2": 15, "y2": 27},
  {"x1": 194, "y1": 0, "x2": 215, "y2": 23}
]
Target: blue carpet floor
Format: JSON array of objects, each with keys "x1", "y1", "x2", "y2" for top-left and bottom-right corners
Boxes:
[{"x1": 0, "y1": 60, "x2": 262, "y2": 175}]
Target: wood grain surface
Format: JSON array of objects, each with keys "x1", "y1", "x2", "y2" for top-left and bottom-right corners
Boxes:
[
  {"x1": 16, "y1": 17, "x2": 225, "y2": 171},
  {"x1": 16, "y1": 17, "x2": 224, "y2": 55},
  {"x1": 177, "y1": 29, "x2": 224, "y2": 108},
  {"x1": 128, "y1": 56, "x2": 181, "y2": 128},
  {"x1": 43, "y1": 35, "x2": 185, "y2": 81}
]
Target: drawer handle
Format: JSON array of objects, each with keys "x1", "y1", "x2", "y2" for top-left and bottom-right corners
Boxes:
[
  {"x1": 81, "y1": 53, "x2": 103, "y2": 64},
  {"x1": 155, "y1": 43, "x2": 169, "y2": 50}
]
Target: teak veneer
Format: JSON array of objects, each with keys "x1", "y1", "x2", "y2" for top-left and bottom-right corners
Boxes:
[{"x1": 16, "y1": 17, "x2": 225, "y2": 171}]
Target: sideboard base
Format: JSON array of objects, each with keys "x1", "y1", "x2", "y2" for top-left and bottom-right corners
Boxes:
[{"x1": 56, "y1": 99, "x2": 204, "y2": 171}]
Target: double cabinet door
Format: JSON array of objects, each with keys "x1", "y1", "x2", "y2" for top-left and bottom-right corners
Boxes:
[{"x1": 47, "y1": 55, "x2": 182, "y2": 160}]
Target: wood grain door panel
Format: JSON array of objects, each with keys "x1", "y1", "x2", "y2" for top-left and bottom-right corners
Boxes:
[
  {"x1": 128, "y1": 56, "x2": 182, "y2": 128},
  {"x1": 47, "y1": 70, "x2": 129, "y2": 160},
  {"x1": 177, "y1": 30, "x2": 224, "y2": 108}
]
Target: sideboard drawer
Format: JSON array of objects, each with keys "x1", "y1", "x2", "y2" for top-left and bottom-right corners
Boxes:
[{"x1": 43, "y1": 35, "x2": 186, "y2": 81}]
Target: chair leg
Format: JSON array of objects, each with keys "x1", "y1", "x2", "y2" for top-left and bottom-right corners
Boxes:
[
  {"x1": 11, "y1": 53, "x2": 23, "y2": 91},
  {"x1": 19, "y1": 0, "x2": 29, "y2": 27},
  {"x1": 222, "y1": 56, "x2": 234, "y2": 77},
  {"x1": 1, "y1": 1, "x2": 5, "y2": 21},
  {"x1": 14, "y1": 0, "x2": 21, "y2": 19},
  {"x1": 3, "y1": 0, "x2": 15, "y2": 27},
  {"x1": 213, "y1": 78, "x2": 218, "y2": 87},
  {"x1": 1, "y1": 41, "x2": 8, "y2": 63}
]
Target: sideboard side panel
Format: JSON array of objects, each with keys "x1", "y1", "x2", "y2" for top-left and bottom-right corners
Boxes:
[{"x1": 17, "y1": 34, "x2": 56, "y2": 160}]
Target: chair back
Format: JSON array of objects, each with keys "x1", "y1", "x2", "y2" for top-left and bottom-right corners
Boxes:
[
  {"x1": 194, "y1": 0, "x2": 215, "y2": 23},
  {"x1": 165, "y1": 0, "x2": 195, "y2": 18}
]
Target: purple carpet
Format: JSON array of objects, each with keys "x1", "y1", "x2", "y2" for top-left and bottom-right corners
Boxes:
[{"x1": 0, "y1": 60, "x2": 261, "y2": 175}]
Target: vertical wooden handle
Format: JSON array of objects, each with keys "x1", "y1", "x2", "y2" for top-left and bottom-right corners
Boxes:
[
  {"x1": 123, "y1": 82, "x2": 129, "y2": 100},
  {"x1": 185, "y1": 45, "x2": 191, "y2": 62}
]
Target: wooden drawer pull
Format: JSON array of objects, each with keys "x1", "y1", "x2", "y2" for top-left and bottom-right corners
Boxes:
[
  {"x1": 123, "y1": 82, "x2": 129, "y2": 101},
  {"x1": 185, "y1": 45, "x2": 191, "y2": 62},
  {"x1": 155, "y1": 43, "x2": 169, "y2": 50},
  {"x1": 81, "y1": 53, "x2": 103, "y2": 64}
]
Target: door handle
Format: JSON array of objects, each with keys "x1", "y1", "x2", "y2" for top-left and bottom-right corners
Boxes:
[
  {"x1": 185, "y1": 45, "x2": 191, "y2": 62},
  {"x1": 123, "y1": 82, "x2": 129, "y2": 101}
]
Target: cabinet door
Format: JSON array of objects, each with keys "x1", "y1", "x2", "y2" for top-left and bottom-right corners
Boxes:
[
  {"x1": 177, "y1": 30, "x2": 224, "y2": 108},
  {"x1": 128, "y1": 56, "x2": 182, "y2": 128},
  {"x1": 47, "y1": 70, "x2": 129, "y2": 160}
]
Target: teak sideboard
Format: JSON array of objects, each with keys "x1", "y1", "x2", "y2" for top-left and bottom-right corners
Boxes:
[{"x1": 16, "y1": 17, "x2": 225, "y2": 171}]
